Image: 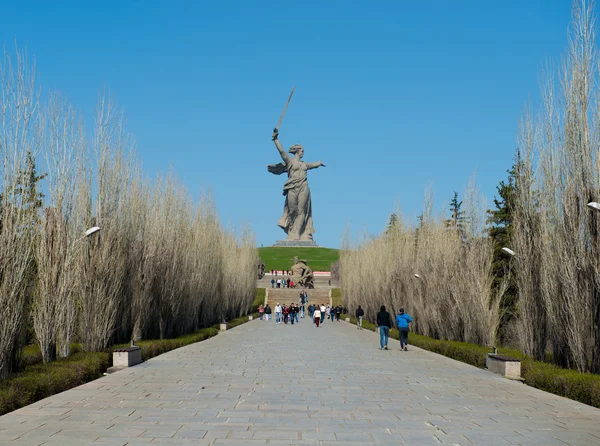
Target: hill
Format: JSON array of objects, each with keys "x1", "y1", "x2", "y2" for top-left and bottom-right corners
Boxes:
[{"x1": 258, "y1": 246, "x2": 339, "y2": 272}]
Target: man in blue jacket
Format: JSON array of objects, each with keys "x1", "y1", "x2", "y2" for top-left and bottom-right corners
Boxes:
[{"x1": 395, "y1": 308, "x2": 413, "y2": 351}]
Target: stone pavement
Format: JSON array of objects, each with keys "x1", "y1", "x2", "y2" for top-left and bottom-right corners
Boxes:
[{"x1": 1, "y1": 317, "x2": 600, "y2": 445}]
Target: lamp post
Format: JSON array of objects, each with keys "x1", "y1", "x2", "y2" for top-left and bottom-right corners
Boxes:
[{"x1": 61, "y1": 226, "x2": 101, "y2": 357}]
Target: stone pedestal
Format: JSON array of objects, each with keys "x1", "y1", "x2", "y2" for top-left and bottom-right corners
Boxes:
[
  {"x1": 112, "y1": 346, "x2": 142, "y2": 370},
  {"x1": 486, "y1": 354, "x2": 522, "y2": 380},
  {"x1": 220, "y1": 322, "x2": 228, "y2": 331},
  {"x1": 248, "y1": 315, "x2": 253, "y2": 321},
  {"x1": 345, "y1": 317, "x2": 350, "y2": 322}
]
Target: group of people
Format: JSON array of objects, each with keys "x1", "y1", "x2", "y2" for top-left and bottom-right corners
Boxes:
[
  {"x1": 306, "y1": 303, "x2": 347, "y2": 327},
  {"x1": 270, "y1": 277, "x2": 294, "y2": 288},
  {"x1": 375, "y1": 305, "x2": 413, "y2": 351},
  {"x1": 257, "y1": 295, "x2": 413, "y2": 351}
]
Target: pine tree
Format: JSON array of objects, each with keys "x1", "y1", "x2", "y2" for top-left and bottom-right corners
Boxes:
[
  {"x1": 385, "y1": 213, "x2": 399, "y2": 234},
  {"x1": 1, "y1": 150, "x2": 47, "y2": 370},
  {"x1": 445, "y1": 191, "x2": 466, "y2": 239},
  {"x1": 487, "y1": 154, "x2": 521, "y2": 344}
]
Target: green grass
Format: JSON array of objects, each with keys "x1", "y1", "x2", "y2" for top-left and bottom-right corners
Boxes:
[
  {"x1": 331, "y1": 288, "x2": 343, "y2": 307},
  {"x1": 258, "y1": 247, "x2": 339, "y2": 272},
  {"x1": 343, "y1": 314, "x2": 600, "y2": 409},
  {"x1": 253, "y1": 288, "x2": 266, "y2": 310}
]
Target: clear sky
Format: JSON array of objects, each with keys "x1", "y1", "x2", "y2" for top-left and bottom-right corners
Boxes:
[{"x1": 1, "y1": 0, "x2": 574, "y2": 248}]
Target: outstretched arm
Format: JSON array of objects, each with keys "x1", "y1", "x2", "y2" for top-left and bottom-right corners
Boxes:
[
  {"x1": 272, "y1": 129, "x2": 291, "y2": 164},
  {"x1": 306, "y1": 160, "x2": 326, "y2": 170}
]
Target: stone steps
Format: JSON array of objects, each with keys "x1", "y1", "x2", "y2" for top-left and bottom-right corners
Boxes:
[{"x1": 265, "y1": 288, "x2": 330, "y2": 307}]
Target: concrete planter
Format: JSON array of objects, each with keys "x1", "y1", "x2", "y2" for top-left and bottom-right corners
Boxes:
[
  {"x1": 112, "y1": 346, "x2": 142, "y2": 370},
  {"x1": 248, "y1": 315, "x2": 253, "y2": 321},
  {"x1": 486, "y1": 354, "x2": 523, "y2": 381},
  {"x1": 220, "y1": 322, "x2": 228, "y2": 331},
  {"x1": 345, "y1": 317, "x2": 350, "y2": 322}
]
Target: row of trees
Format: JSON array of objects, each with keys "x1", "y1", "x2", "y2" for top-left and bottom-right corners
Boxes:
[
  {"x1": 0, "y1": 49, "x2": 258, "y2": 380},
  {"x1": 342, "y1": 0, "x2": 600, "y2": 373},
  {"x1": 343, "y1": 182, "x2": 499, "y2": 348}
]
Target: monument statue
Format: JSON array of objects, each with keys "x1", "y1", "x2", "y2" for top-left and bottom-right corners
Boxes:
[
  {"x1": 290, "y1": 256, "x2": 315, "y2": 289},
  {"x1": 267, "y1": 87, "x2": 326, "y2": 245},
  {"x1": 268, "y1": 129, "x2": 325, "y2": 241}
]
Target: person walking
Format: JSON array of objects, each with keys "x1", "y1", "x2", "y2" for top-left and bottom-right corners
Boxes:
[
  {"x1": 258, "y1": 305, "x2": 264, "y2": 320},
  {"x1": 290, "y1": 304, "x2": 296, "y2": 325},
  {"x1": 264, "y1": 304, "x2": 272, "y2": 321},
  {"x1": 293, "y1": 304, "x2": 300, "y2": 323},
  {"x1": 275, "y1": 303, "x2": 282, "y2": 324},
  {"x1": 271, "y1": 278, "x2": 275, "y2": 288},
  {"x1": 355, "y1": 305, "x2": 364, "y2": 330},
  {"x1": 395, "y1": 308, "x2": 413, "y2": 351},
  {"x1": 320, "y1": 304, "x2": 326, "y2": 324},
  {"x1": 376, "y1": 305, "x2": 392, "y2": 350},
  {"x1": 313, "y1": 306, "x2": 322, "y2": 327},
  {"x1": 335, "y1": 305, "x2": 342, "y2": 322}
]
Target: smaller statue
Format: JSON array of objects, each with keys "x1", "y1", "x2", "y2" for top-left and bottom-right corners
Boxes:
[
  {"x1": 257, "y1": 260, "x2": 266, "y2": 280},
  {"x1": 290, "y1": 256, "x2": 314, "y2": 289}
]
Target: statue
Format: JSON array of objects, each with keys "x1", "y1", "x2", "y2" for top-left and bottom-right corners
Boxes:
[
  {"x1": 268, "y1": 128, "x2": 325, "y2": 241},
  {"x1": 290, "y1": 256, "x2": 314, "y2": 289},
  {"x1": 257, "y1": 260, "x2": 266, "y2": 280}
]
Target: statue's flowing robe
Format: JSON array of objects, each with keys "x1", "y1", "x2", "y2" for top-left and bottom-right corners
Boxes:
[{"x1": 267, "y1": 159, "x2": 315, "y2": 240}]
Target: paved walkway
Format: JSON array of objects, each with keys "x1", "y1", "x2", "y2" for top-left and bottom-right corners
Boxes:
[{"x1": 1, "y1": 317, "x2": 600, "y2": 445}]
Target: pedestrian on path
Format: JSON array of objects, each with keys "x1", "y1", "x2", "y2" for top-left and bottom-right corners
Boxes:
[
  {"x1": 258, "y1": 305, "x2": 264, "y2": 320},
  {"x1": 395, "y1": 308, "x2": 413, "y2": 351},
  {"x1": 283, "y1": 305, "x2": 290, "y2": 324},
  {"x1": 320, "y1": 304, "x2": 326, "y2": 324},
  {"x1": 275, "y1": 303, "x2": 282, "y2": 324},
  {"x1": 377, "y1": 305, "x2": 392, "y2": 350},
  {"x1": 264, "y1": 304, "x2": 272, "y2": 321},
  {"x1": 355, "y1": 305, "x2": 364, "y2": 329},
  {"x1": 335, "y1": 305, "x2": 342, "y2": 322},
  {"x1": 271, "y1": 278, "x2": 275, "y2": 288},
  {"x1": 313, "y1": 307, "x2": 322, "y2": 327}
]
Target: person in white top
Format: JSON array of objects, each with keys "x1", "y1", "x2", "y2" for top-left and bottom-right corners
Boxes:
[
  {"x1": 275, "y1": 303, "x2": 282, "y2": 324},
  {"x1": 313, "y1": 307, "x2": 322, "y2": 327},
  {"x1": 320, "y1": 304, "x2": 326, "y2": 324}
]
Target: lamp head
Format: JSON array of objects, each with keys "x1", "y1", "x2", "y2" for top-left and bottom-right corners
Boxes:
[
  {"x1": 587, "y1": 202, "x2": 600, "y2": 211},
  {"x1": 501, "y1": 247, "x2": 515, "y2": 256},
  {"x1": 85, "y1": 226, "x2": 101, "y2": 237}
]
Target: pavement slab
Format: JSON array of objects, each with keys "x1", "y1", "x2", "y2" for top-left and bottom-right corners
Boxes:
[{"x1": 1, "y1": 315, "x2": 600, "y2": 445}]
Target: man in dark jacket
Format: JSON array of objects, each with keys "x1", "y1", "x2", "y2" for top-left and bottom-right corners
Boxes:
[
  {"x1": 376, "y1": 305, "x2": 392, "y2": 350},
  {"x1": 264, "y1": 304, "x2": 272, "y2": 321},
  {"x1": 355, "y1": 305, "x2": 364, "y2": 330},
  {"x1": 290, "y1": 304, "x2": 297, "y2": 325}
]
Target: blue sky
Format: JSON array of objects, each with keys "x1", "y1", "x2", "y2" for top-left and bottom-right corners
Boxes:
[{"x1": 1, "y1": 0, "x2": 574, "y2": 248}]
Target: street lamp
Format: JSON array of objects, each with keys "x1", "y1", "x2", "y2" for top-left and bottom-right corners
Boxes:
[
  {"x1": 587, "y1": 202, "x2": 600, "y2": 211},
  {"x1": 501, "y1": 247, "x2": 515, "y2": 256},
  {"x1": 61, "y1": 226, "x2": 102, "y2": 358}
]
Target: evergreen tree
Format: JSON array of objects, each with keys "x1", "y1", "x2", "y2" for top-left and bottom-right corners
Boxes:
[
  {"x1": 445, "y1": 191, "x2": 466, "y2": 239},
  {"x1": 385, "y1": 213, "x2": 399, "y2": 234},
  {"x1": 1, "y1": 150, "x2": 46, "y2": 371},
  {"x1": 487, "y1": 154, "x2": 521, "y2": 344}
]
